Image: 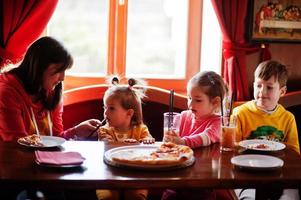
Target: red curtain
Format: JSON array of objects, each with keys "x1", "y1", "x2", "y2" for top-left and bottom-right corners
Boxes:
[
  {"x1": 211, "y1": 0, "x2": 271, "y2": 101},
  {"x1": 0, "y1": 0, "x2": 58, "y2": 68}
]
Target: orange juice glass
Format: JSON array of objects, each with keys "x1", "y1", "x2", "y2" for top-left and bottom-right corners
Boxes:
[{"x1": 220, "y1": 116, "x2": 236, "y2": 151}]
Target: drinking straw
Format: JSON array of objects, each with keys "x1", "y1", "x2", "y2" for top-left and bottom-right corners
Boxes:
[
  {"x1": 169, "y1": 90, "x2": 174, "y2": 129},
  {"x1": 220, "y1": 94, "x2": 224, "y2": 126},
  {"x1": 229, "y1": 91, "x2": 235, "y2": 116}
]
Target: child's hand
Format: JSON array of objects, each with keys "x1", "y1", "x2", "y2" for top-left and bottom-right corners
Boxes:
[
  {"x1": 99, "y1": 134, "x2": 114, "y2": 142},
  {"x1": 140, "y1": 137, "x2": 155, "y2": 144},
  {"x1": 123, "y1": 138, "x2": 139, "y2": 143},
  {"x1": 163, "y1": 132, "x2": 185, "y2": 145}
]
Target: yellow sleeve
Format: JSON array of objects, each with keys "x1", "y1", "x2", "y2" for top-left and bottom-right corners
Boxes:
[
  {"x1": 139, "y1": 124, "x2": 153, "y2": 139},
  {"x1": 284, "y1": 116, "x2": 300, "y2": 154}
]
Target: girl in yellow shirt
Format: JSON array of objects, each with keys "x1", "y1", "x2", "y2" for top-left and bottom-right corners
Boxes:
[{"x1": 96, "y1": 77, "x2": 154, "y2": 200}]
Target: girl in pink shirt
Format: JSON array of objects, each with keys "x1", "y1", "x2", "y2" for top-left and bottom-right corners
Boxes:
[
  {"x1": 164, "y1": 71, "x2": 227, "y2": 149},
  {"x1": 162, "y1": 71, "x2": 227, "y2": 200}
]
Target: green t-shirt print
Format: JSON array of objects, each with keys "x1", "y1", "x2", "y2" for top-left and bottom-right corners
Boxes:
[{"x1": 248, "y1": 126, "x2": 284, "y2": 142}]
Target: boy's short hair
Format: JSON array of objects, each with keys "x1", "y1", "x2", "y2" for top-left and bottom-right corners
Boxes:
[{"x1": 254, "y1": 60, "x2": 288, "y2": 87}]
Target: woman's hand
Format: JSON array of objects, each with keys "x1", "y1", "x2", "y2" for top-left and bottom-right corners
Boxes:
[{"x1": 74, "y1": 119, "x2": 102, "y2": 138}]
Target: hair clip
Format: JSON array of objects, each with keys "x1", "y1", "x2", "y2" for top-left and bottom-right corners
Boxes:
[{"x1": 207, "y1": 75, "x2": 215, "y2": 85}]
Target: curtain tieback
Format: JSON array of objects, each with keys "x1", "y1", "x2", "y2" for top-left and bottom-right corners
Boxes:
[{"x1": 222, "y1": 41, "x2": 264, "y2": 59}]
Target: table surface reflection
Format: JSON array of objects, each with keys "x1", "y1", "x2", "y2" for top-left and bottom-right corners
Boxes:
[{"x1": 0, "y1": 141, "x2": 300, "y2": 190}]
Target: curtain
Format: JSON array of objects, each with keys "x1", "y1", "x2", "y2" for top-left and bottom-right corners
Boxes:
[
  {"x1": 0, "y1": 0, "x2": 58, "y2": 68},
  {"x1": 211, "y1": 0, "x2": 271, "y2": 101}
]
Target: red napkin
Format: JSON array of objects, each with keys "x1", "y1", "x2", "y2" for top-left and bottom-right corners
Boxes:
[{"x1": 35, "y1": 151, "x2": 85, "y2": 165}]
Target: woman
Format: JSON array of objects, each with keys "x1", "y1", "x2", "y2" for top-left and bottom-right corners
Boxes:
[{"x1": 0, "y1": 36, "x2": 101, "y2": 141}]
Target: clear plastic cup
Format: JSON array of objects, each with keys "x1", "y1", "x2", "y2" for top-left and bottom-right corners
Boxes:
[{"x1": 163, "y1": 112, "x2": 180, "y2": 141}]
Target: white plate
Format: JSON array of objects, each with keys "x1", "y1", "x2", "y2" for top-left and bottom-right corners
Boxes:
[
  {"x1": 231, "y1": 154, "x2": 284, "y2": 170},
  {"x1": 18, "y1": 136, "x2": 66, "y2": 148},
  {"x1": 239, "y1": 139, "x2": 286, "y2": 151},
  {"x1": 104, "y1": 144, "x2": 195, "y2": 170}
]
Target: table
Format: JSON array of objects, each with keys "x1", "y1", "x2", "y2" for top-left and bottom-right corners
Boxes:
[{"x1": 0, "y1": 141, "x2": 300, "y2": 190}]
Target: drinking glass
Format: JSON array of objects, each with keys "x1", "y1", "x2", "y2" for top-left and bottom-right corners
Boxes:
[
  {"x1": 163, "y1": 112, "x2": 180, "y2": 142},
  {"x1": 220, "y1": 116, "x2": 236, "y2": 151}
]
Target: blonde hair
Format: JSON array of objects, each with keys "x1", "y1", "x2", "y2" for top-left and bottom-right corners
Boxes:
[
  {"x1": 103, "y1": 77, "x2": 146, "y2": 126},
  {"x1": 188, "y1": 71, "x2": 227, "y2": 101}
]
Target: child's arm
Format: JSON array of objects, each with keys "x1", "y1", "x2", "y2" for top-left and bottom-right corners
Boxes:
[
  {"x1": 182, "y1": 119, "x2": 221, "y2": 148},
  {"x1": 284, "y1": 116, "x2": 300, "y2": 154}
]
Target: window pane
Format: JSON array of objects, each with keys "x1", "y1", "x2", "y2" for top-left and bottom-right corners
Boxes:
[
  {"x1": 126, "y1": 0, "x2": 188, "y2": 78},
  {"x1": 200, "y1": 0, "x2": 222, "y2": 74},
  {"x1": 48, "y1": 0, "x2": 108, "y2": 75}
]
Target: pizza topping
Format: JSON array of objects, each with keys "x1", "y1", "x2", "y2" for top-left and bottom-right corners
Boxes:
[
  {"x1": 247, "y1": 143, "x2": 269, "y2": 149},
  {"x1": 18, "y1": 134, "x2": 44, "y2": 147}
]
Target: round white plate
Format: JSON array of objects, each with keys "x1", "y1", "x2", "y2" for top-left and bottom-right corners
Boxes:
[
  {"x1": 239, "y1": 139, "x2": 286, "y2": 151},
  {"x1": 231, "y1": 154, "x2": 284, "y2": 170},
  {"x1": 18, "y1": 136, "x2": 66, "y2": 148},
  {"x1": 104, "y1": 144, "x2": 195, "y2": 170}
]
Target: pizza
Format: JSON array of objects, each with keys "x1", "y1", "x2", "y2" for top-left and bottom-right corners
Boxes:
[
  {"x1": 18, "y1": 134, "x2": 44, "y2": 147},
  {"x1": 111, "y1": 142, "x2": 194, "y2": 166},
  {"x1": 247, "y1": 143, "x2": 269, "y2": 150}
]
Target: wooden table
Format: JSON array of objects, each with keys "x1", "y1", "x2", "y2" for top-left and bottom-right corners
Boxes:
[{"x1": 0, "y1": 141, "x2": 300, "y2": 190}]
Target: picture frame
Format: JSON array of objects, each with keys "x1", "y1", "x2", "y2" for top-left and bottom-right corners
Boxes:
[{"x1": 248, "y1": 0, "x2": 301, "y2": 43}]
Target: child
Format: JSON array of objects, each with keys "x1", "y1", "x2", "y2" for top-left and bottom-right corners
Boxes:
[
  {"x1": 162, "y1": 71, "x2": 228, "y2": 200},
  {"x1": 96, "y1": 77, "x2": 155, "y2": 200},
  {"x1": 233, "y1": 60, "x2": 300, "y2": 200},
  {"x1": 164, "y1": 71, "x2": 227, "y2": 148}
]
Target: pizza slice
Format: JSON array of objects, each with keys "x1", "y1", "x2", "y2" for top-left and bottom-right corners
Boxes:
[{"x1": 18, "y1": 134, "x2": 44, "y2": 147}]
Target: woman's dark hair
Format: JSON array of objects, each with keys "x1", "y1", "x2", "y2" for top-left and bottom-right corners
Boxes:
[{"x1": 10, "y1": 36, "x2": 73, "y2": 110}]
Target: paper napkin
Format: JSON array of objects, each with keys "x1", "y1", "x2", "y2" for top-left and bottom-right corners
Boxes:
[{"x1": 35, "y1": 151, "x2": 85, "y2": 165}]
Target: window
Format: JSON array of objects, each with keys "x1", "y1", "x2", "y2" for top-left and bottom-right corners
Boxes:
[
  {"x1": 48, "y1": 0, "x2": 108, "y2": 75},
  {"x1": 126, "y1": 0, "x2": 187, "y2": 78},
  {"x1": 200, "y1": 0, "x2": 222, "y2": 74},
  {"x1": 48, "y1": 0, "x2": 220, "y2": 93}
]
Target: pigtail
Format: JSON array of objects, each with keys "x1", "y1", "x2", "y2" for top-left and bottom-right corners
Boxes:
[
  {"x1": 127, "y1": 78, "x2": 147, "y2": 100},
  {"x1": 112, "y1": 76, "x2": 119, "y2": 85}
]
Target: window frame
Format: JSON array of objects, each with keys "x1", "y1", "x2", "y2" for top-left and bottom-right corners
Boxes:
[{"x1": 63, "y1": 0, "x2": 202, "y2": 94}]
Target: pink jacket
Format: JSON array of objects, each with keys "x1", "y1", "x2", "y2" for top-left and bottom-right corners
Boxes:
[
  {"x1": 0, "y1": 73, "x2": 76, "y2": 141},
  {"x1": 179, "y1": 110, "x2": 221, "y2": 148}
]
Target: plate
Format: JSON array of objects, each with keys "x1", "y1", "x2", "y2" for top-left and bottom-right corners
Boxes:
[
  {"x1": 104, "y1": 144, "x2": 195, "y2": 170},
  {"x1": 18, "y1": 136, "x2": 66, "y2": 148},
  {"x1": 238, "y1": 139, "x2": 286, "y2": 151},
  {"x1": 231, "y1": 154, "x2": 284, "y2": 170}
]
